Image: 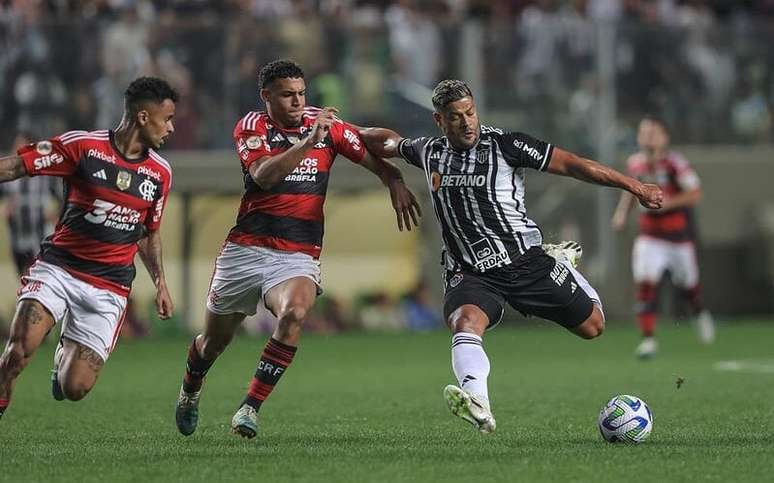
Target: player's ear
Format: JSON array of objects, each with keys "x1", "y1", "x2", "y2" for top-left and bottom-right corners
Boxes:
[
  {"x1": 433, "y1": 111, "x2": 443, "y2": 130},
  {"x1": 136, "y1": 109, "x2": 149, "y2": 126},
  {"x1": 259, "y1": 88, "x2": 270, "y2": 105}
]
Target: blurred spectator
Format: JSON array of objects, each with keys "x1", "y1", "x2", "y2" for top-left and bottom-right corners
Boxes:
[
  {"x1": 401, "y1": 281, "x2": 442, "y2": 331},
  {"x1": 359, "y1": 291, "x2": 404, "y2": 331}
]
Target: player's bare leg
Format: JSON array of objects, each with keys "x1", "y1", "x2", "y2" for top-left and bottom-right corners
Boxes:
[
  {"x1": 231, "y1": 277, "x2": 316, "y2": 439},
  {"x1": 569, "y1": 304, "x2": 606, "y2": 340},
  {"x1": 0, "y1": 300, "x2": 55, "y2": 419},
  {"x1": 443, "y1": 304, "x2": 496, "y2": 434},
  {"x1": 55, "y1": 338, "x2": 104, "y2": 401},
  {"x1": 176, "y1": 310, "x2": 244, "y2": 436}
]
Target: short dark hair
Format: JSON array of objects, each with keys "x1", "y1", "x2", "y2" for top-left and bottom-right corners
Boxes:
[
  {"x1": 124, "y1": 77, "x2": 179, "y2": 115},
  {"x1": 641, "y1": 114, "x2": 669, "y2": 133},
  {"x1": 259, "y1": 59, "x2": 304, "y2": 89},
  {"x1": 432, "y1": 79, "x2": 473, "y2": 111}
]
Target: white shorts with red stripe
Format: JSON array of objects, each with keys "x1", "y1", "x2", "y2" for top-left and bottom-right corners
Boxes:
[
  {"x1": 18, "y1": 261, "x2": 127, "y2": 362},
  {"x1": 206, "y1": 242, "x2": 322, "y2": 316},
  {"x1": 632, "y1": 235, "x2": 699, "y2": 288}
]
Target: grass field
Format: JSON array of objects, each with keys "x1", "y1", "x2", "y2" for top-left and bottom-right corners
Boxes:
[{"x1": 2, "y1": 320, "x2": 774, "y2": 482}]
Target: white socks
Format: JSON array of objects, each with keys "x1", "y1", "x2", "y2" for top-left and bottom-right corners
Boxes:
[{"x1": 451, "y1": 332, "x2": 490, "y2": 403}]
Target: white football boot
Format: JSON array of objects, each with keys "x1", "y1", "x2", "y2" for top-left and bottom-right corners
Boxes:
[
  {"x1": 542, "y1": 241, "x2": 583, "y2": 268},
  {"x1": 231, "y1": 404, "x2": 259, "y2": 439},
  {"x1": 443, "y1": 385, "x2": 496, "y2": 434},
  {"x1": 695, "y1": 310, "x2": 715, "y2": 344},
  {"x1": 635, "y1": 337, "x2": 658, "y2": 359}
]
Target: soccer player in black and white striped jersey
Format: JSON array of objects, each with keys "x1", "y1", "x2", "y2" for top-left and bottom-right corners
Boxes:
[
  {"x1": 0, "y1": 132, "x2": 61, "y2": 275},
  {"x1": 360, "y1": 80, "x2": 663, "y2": 433}
]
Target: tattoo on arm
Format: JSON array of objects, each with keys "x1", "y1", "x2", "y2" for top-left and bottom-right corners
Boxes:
[
  {"x1": 0, "y1": 155, "x2": 26, "y2": 182},
  {"x1": 76, "y1": 345, "x2": 104, "y2": 372}
]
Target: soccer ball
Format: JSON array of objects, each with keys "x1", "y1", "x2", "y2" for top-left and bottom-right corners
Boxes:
[{"x1": 598, "y1": 394, "x2": 653, "y2": 443}]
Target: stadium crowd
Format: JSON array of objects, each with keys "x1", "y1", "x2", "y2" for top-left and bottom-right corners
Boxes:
[{"x1": 1, "y1": 0, "x2": 773, "y2": 150}]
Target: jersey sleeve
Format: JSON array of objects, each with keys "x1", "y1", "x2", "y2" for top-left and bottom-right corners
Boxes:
[
  {"x1": 145, "y1": 171, "x2": 172, "y2": 231},
  {"x1": 17, "y1": 134, "x2": 81, "y2": 177},
  {"x1": 234, "y1": 119, "x2": 272, "y2": 170},
  {"x1": 397, "y1": 137, "x2": 430, "y2": 169},
  {"x1": 671, "y1": 153, "x2": 701, "y2": 191},
  {"x1": 499, "y1": 132, "x2": 553, "y2": 171},
  {"x1": 330, "y1": 121, "x2": 366, "y2": 163}
]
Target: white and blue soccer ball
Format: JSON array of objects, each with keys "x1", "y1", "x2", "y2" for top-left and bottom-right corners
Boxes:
[{"x1": 598, "y1": 394, "x2": 653, "y2": 443}]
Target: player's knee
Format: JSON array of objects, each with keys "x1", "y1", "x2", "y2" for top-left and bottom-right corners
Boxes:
[
  {"x1": 448, "y1": 307, "x2": 487, "y2": 335},
  {"x1": 0, "y1": 343, "x2": 26, "y2": 376},
  {"x1": 576, "y1": 307, "x2": 605, "y2": 340},
  {"x1": 277, "y1": 304, "x2": 309, "y2": 326},
  {"x1": 61, "y1": 377, "x2": 94, "y2": 401}
]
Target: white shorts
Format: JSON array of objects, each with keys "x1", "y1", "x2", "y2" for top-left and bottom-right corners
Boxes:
[
  {"x1": 206, "y1": 242, "x2": 322, "y2": 316},
  {"x1": 18, "y1": 261, "x2": 128, "y2": 362},
  {"x1": 632, "y1": 235, "x2": 699, "y2": 288}
]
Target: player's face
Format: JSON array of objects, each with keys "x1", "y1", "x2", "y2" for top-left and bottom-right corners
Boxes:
[
  {"x1": 139, "y1": 99, "x2": 176, "y2": 150},
  {"x1": 434, "y1": 97, "x2": 480, "y2": 150},
  {"x1": 262, "y1": 77, "x2": 306, "y2": 128},
  {"x1": 637, "y1": 120, "x2": 669, "y2": 161}
]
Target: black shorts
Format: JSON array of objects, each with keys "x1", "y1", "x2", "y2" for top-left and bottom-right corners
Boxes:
[{"x1": 443, "y1": 247, "x2": 596, "y2": 329}]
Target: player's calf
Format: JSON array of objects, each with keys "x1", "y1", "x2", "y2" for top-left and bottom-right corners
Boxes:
[{"x1": 57, "y1": 341, "x2": 103, "y2": 401}]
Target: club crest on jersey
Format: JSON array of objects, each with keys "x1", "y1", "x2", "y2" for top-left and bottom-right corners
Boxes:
[
  {"x1": 36, "y1": 141, "x2": 52, "y2": 155},
  {"x1": 245, "y1": 135, "x2": 263, "y2": 150},
  {"x1": 138, "y1": 179, "x2": 157, "y2": 202},
  {"x1": 449, "y1": 273, "x2": 463, "y2": 288},
  {"x1": 116, "y1": 171, "x2": 132, "y2": 191}
]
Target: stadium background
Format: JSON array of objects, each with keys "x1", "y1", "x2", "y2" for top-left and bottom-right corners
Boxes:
[{"x1": 1, "y1": 0, "x2": 773, "y2": 332}]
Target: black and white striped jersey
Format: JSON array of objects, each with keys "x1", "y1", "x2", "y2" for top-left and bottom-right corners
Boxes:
[
  {"x1": 398, "y1": 125, "x2": 553, "y2": 272},
  {"x1": 0, "y1": 176, "x2": 60, "y2": 253}
]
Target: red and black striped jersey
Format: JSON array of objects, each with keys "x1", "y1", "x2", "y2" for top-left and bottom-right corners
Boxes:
[
  {"x1": 626, "y1": 151, "x2": 700, "y2": 242},
  {"x1": 17, "y1": 129, "x2": 172, "y2": 296},
  {"x1": 227, "y1": 108, "x2": 366, "y2": 258}
]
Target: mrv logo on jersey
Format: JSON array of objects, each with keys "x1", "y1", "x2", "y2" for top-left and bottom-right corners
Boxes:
[
  {"x1": 470, "y1": 238, "x2": 511, "y2": 271},
  {"x1": 430, "y1": 172, "x2": 487, "y2": 191}
]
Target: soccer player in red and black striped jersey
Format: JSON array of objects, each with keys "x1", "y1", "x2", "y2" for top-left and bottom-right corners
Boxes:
[
  {"x1": 0, "y1": 77, "x2": 177, "y2": 421},
  {"x1": 174, "y1": 59, "x2": 421, "y2": 439},
  {"x1": 612, "y1": 116, "x2": 715, "y2": 358}
]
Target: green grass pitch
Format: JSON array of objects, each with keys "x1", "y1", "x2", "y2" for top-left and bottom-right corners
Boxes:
[{"x1": 1, "y1": 320, "x2": 773, "y2": 482}]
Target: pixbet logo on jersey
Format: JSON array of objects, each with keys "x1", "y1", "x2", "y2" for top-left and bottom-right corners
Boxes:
[{"x1": 84, "y1": 199, "x2": 141, "y2": 231}]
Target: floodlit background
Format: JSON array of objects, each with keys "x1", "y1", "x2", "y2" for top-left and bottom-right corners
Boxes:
[{"x1": 1, "y1": 0, "x2": 773, "y2": 335}]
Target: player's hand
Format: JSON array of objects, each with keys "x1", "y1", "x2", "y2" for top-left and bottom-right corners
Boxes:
[
  {"x1": 635, "y1": 183, "x2": 663, "y2": 210},
  {"x1": 155, "y1": 280, "x2": 174, "y2": 320},
  {"x1": 388, "y1": 179, "x2": 422, "y2": 231},
  {"x1": 308, "y1": 107, "x2": 338, "y2": 145}
]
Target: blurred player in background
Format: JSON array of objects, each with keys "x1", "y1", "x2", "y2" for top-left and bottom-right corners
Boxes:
[
  {"x1": 612, "y1": 116, "x2": 715, "y2": 358},
  {"x1": 174, "y1": 59, "x2": 421, "y2": 439},
  {"x1": 0, "y1": 132, "x2": 61, "y2": 276},
  {"x1": 0, "y1": 77, "x2": 176, "y2": 421},
  {"x1": 358, "y1": 80, "x2": 662, "y2": 434}
]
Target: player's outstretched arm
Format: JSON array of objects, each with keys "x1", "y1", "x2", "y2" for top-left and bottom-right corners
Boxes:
[
  {"x1": 358, "y1": 127, "x2": 403, "y2": 160},
  {"x1": 547, "y1": 147, "x2": 663, "y2": 210},
  {"x1": 358, "y1": 151, "x2": 422, "y2": 231},
  {"x1": 137, "y1": 230, "x2": 173, "y2": 320},
  {"x1": 250, "y1": 107, "x2": 339, "y2": 190},
  {"x1": 0, "y1": 155, "x2": 27, "y2": 183}
]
